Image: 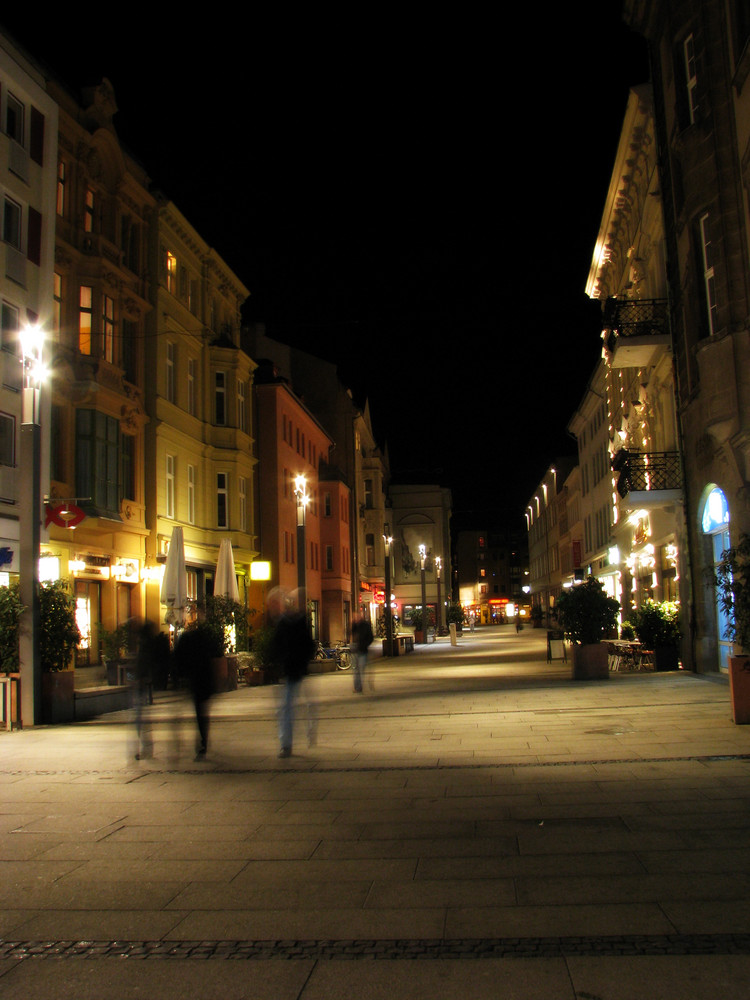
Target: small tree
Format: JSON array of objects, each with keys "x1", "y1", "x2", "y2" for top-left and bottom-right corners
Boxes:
[
  {"x1": 446, "y1": 602, "x2": 465, "y2": 626},
  {"x1": 631, "y1": 601, "x2": 681, "y2": 649},
  {"x1": 556, "y1": 576, "x2": 620, "y2": 645},
  {"x1": 712, "y1": 533, "x2": 750, "y2": 654},
  {"x1": 0, "y1": 584, "x2": 25, "y2": 672},
  {"x1": 39, "y1": 581, "x2": 81, "y2": 672}
]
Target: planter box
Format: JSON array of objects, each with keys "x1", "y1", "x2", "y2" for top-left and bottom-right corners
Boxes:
[
  {"x1": 42, "y1": 670, "x2": 75, "y2": 724},
  {"x1": 729, "y1": 656, "x2": 750, "y2": 725},
  {"x1": 571, "y1": 642, "x2": 609, "y2": 680}
]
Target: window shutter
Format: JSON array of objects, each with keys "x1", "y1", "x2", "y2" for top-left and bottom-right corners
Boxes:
[
  {"x1": 30, "y1": 107, "x2": 45, "y2": 165},
  {"x1": 27, "y1": 207, "x2": 42, "y2": 265}
]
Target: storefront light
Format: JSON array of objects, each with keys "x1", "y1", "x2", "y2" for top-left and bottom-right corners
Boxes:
[{"x1": 39, "y1": 556, "x2": 61, "y2": 581}]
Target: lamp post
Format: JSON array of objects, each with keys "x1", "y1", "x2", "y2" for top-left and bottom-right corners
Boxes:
[
  {"x1": 419, "y1": 543, "x2": 428, "y2": 643},
  {"x1": 435, "y1": 555, "x2": 445, "y2": 635},
  {"x1": 19, "y1": 322, "x2": 45, "y2": 725},
  {"x1": 294, "y1": 475, "x2": 309, "y2": 598},
  {"x1": 383, "y1": 524, "x2": 393, "y2": 657}
]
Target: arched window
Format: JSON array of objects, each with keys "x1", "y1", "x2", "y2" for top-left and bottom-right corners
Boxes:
[{"x1": 702, "y1": 486, "x2": 731, "y2": 671}]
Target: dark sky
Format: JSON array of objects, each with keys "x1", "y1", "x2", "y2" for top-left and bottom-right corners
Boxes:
[{"x1": 2, "y1": 6, "x2": 649, "y2": 530}]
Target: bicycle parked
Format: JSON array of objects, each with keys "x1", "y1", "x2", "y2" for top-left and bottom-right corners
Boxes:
[{"x1": 314, "y1": 640, "x2": 352, "y2": 670}]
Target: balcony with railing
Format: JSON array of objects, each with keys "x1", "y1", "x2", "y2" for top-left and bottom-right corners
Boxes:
[
  {"x1": 614, "y1": 450, "x2": 682, "y2": 509},
  {"x1": 602, "y1": 298, "x2": 671, "y2": 368}
]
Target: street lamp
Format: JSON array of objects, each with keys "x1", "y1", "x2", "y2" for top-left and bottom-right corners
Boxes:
[
  {"x1": 383, "y1": 523, "x2": 393, "y2": 657},
  {"x1": 435, "y1": 555, "x2": 445, "y2": 635},
  {"x1": 19, "y1": 322, "x2": 46, "y2": 725},
  {"x1": 419, "y1": 543, "x2": 428, "y2": 643},
  {"x1": 294, "y1": 474, "x2": 309, "y2": 597}
]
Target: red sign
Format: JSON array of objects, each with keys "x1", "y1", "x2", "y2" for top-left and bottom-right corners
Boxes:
[
  {"x1": 373, "y1": 588, "x2": 385, "y2": 604},
  {"x1": 45, "y1": 503, "x2": 86, "y2": 529}
]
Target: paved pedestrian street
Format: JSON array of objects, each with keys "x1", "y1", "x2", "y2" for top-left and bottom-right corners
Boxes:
[{"x1": 2, "y1": 628, "x2": 750, "y2": 998}]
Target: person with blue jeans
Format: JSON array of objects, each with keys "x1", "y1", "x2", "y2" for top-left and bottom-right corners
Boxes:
[{"x1": 269, "y1": 588, "x2": 315, "y2": 758}]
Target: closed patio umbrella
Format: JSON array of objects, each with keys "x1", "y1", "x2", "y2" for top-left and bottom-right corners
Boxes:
[
  {"x1": 160, "y1": 526, "x2": 188, "y2": 624},
  {"x1": 214, "y1": 538, "x2": 240, "y2": 601}
]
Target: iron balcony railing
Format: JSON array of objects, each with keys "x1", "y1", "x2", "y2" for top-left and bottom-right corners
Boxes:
[
  {"x1": 615, "y1": 451, "x2": 682, "y2": 498},
  {"x1": 602, "y1": 298, "x2": 669, "y2": 351}
]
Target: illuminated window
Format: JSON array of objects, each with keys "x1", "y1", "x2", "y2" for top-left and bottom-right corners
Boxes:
[
  {"x1": 79, "y1": 286, "x2": 93, "y2": 355},
  {"x1": 166, "y1": 251, "x2": 177, "y2": 293},
  {"x1": 84, "y1": 188, "x2": 94, "y2": 233}
]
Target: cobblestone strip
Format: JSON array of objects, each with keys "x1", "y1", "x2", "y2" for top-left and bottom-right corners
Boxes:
[{"x1": 2, "y1": 935, "x2": 750, "y2": 961}]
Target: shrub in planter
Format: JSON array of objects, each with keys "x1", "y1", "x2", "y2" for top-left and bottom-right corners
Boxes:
[
  {"x1": 630, "y1": 600, "x2": 681, "y2": 670},
  {"x1": 556, "y1": 577, "x2": 620, "y2": 680},
  {"x1": 711, "y1": 534, "x2": 750, "y2": 722},
  {"x1": 39, "y1": 581, "x2": 81, "y2": 725},
  {"x1": 0, "y1": 584, "x2": 25, "y2": 673}
]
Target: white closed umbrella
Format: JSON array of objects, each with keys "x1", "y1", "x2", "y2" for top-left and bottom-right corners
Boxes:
[
  {"x1": 160, "y1": 526, "x2": 188, "y2": 624},
  {"x1": 214, "y1": 538, "x2": 240, "y2": 601}
]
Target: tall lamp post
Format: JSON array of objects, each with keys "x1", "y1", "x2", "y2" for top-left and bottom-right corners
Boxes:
[
  {"x1": 435, "y1": 555, "x2": 445, "y2": 635},
  {"x1": 19, "y1": 322, "x2": 45, "y2": 725},
  {"x1": 294, "y1": 474, "x2": 309, "y2": 599},
  {"x1": 419, "y1": 543, "x2": 428, "y2": 643},
  {"x1": 383, "y1": 524, "x2": 393, "y2": 657}
]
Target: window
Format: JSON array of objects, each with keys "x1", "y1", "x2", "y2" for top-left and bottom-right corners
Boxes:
[
  {"x1": 217, "y1": 472, "x2": 228, "y2": 528},
  {"x1": 79, "y1": 286, "x2": 93, "y2": 355},
  {"x1": 1, "y1": 302, "x2": 19, "y2": 355},
  {"x1": 364, "y1": 479, "x2": 373, "y2": 509},
  {"x1": 166, "y1": 251, "x2": 177, "y2": 293},
  {"x1": 237, "y1": 378, "x2": 246, "y2": 432},
  {"x1": 324, "y1": 492, "x2": 332, "y2": 517},
  {"x1": 187, "y1": 464, "x2": 195, "y2": 524},
  {"x1": 121, "y1": 319, "x2": 137, "y2": 383},
  {"x1": 366, "y1": 533, "x2": 375, "y2": 564},
  {"x1": 103, "y1": 295, "x2": 115, "y2": 363},
  {"x1": 178, "y1": 265, "x2": 188, "y2": 301},
  {"x1": 238, "y1": 475, "x2": 247, "y2": 532},
  {"x1": 121, "y1": 216, "x2": 139, "y2": 272},
  {"x1": 165, "y1": 454, "x2": 175, "y2": 518},
  {"x1": 166, "y1": 341, "x2": 175, "y2": 403},
  {"x1": 56, "y1": 161, "x2": 66, "y2": 217},
  {"x1": 84, "y1": 189, "x2": 95, "y2": 233},
  {"x1": 0, "y1": 412, "x2": 14, "y2": 466},
  {"x1": 699, "y1": 213, "x2": 718, "y2": 336},
  {"x1": 187, "y1": 358, "x2": 196, "y2": 416},
  {"x1": 76, "y1": 410, "x2": 121, "y2": 517},
  {"x1": 53, "y1": 274, "x2": 62, "y2": 338},
  {"x1": 6, "y1": 93, "x2": 24, "y2": 145},
  {"x1": 214, "y1": 371, "x2": 226, "y2": 425},
  {"x1": 684, "y1": 33, "x2": 699, "y2": 124},
  {"x1": 3, "y1": 197, "x2": 22, "y2": 249},
  {"x1": 121, "y1": 434, "x2": 135, "y2": 500}
]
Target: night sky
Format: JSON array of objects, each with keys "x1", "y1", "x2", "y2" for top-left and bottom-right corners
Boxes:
[{"x1": 1, "y1": 5, "x2": 649, "y2": 530}]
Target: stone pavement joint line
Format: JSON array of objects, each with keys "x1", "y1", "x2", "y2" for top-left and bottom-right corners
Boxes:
[{"x1": 3, "y1": 935, "x2": 750, "y2": 960}]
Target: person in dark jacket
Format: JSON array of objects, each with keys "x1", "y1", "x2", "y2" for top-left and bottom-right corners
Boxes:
[
  {"x1": 269, "y1": 588, "x2": 315, "y2": 757},
  {"x1": 350, "y1": 613, "x2": 374, "y2": 693},
  {"x1": 174, "y1": 605, "x2": 221, "y2": 760}
]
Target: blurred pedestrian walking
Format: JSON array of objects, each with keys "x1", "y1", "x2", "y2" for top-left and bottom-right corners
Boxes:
[
  {"x1": 351, "y1": 613, "x2": 374, "y2": 693},
  {"x1": 173, "y1": 603, "x2": 221, "y2": 760},
  {"x1": 269, "y1": 588, "x2": 315, "y2": 758}
]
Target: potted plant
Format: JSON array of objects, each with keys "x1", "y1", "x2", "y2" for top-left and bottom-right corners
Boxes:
[
  {"x1": 247, "y1": 623, "x2": 278, "y2": 685},
  {"x1": 446, "y1": 602, "x2": 465, "y2": 633},
  {"x1": 39, "y1": 581, "x2": 81, "y2": 724},
  {"x1": 100, "y1": 623, "x2": 130, "y2": 685},
  {"x1": 205, "y1": 594, "x2": 250, "y2": 691},
  {"x1": 556, "y1": 576, "x2": 620, "y2": 680},
  {"x1": 712, "y1": 533, "x2": 750, "y2": 723},
  {"x1": 630, "y1": 600, "x2": 681, "y2": 672},
  {"x1": 0, "y1": 584, "x2": 24, "y2": 674},
  {"x1": 620, "y1": 619, "x2": 636, "y2": 641}
]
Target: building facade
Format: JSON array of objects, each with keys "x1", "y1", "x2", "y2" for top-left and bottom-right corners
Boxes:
[
  {"x1": 624, "y1": 1, "x2": 750, "y2": 672},
  {"x1": 144, "y1": 199, "x2": 257, "y2": 627}
]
